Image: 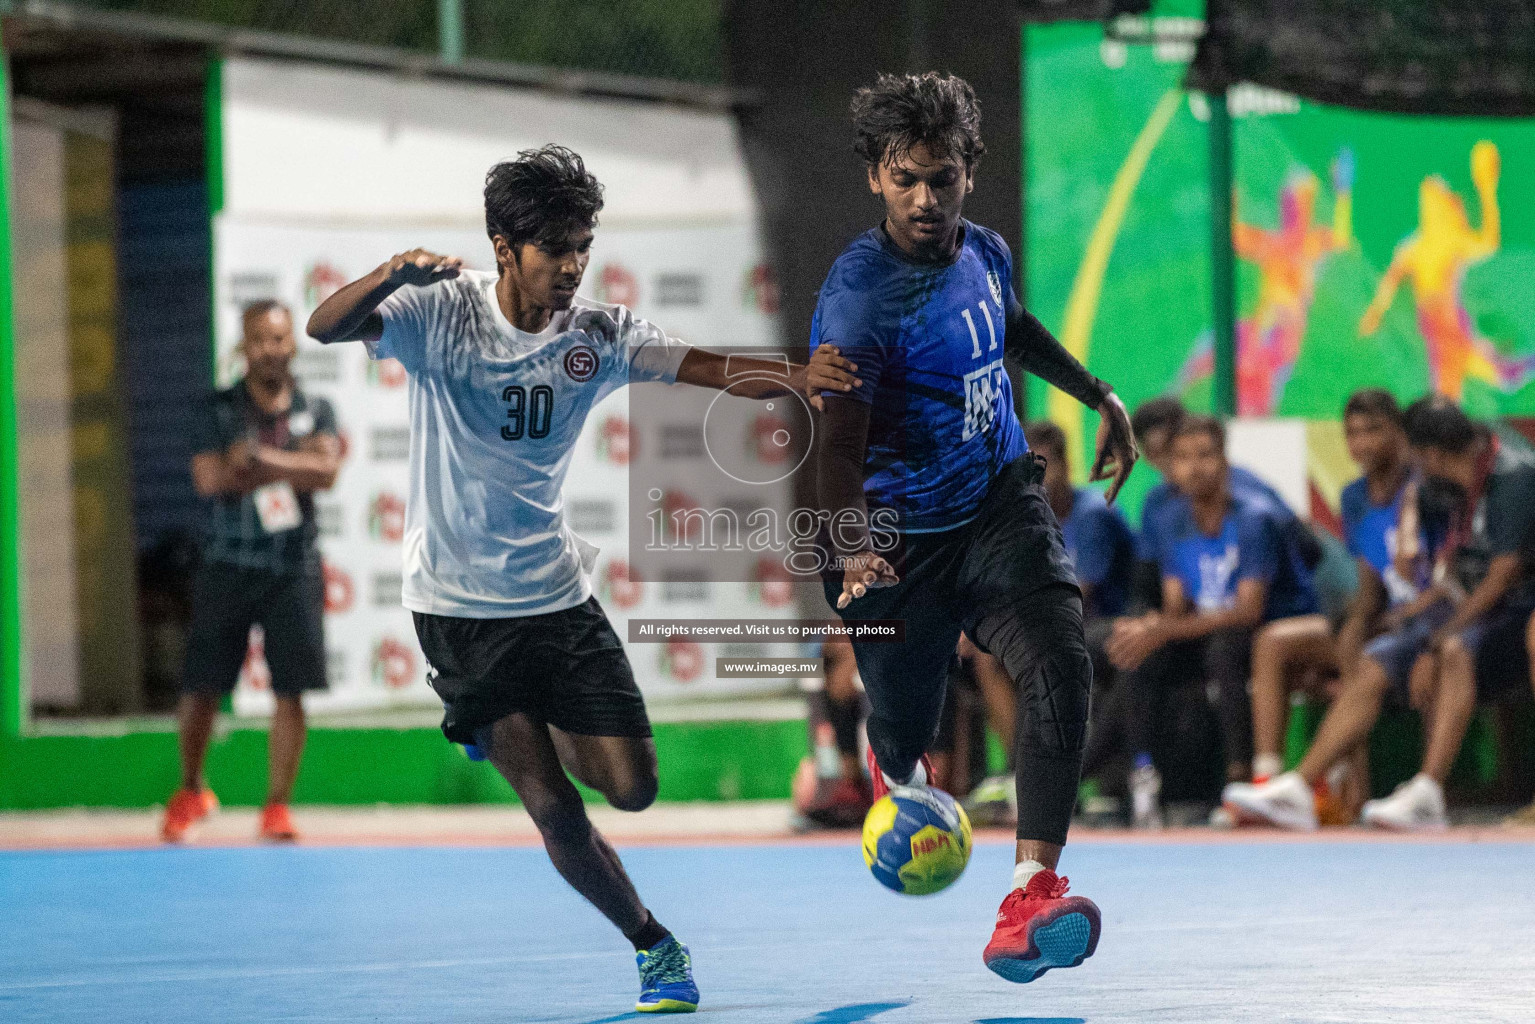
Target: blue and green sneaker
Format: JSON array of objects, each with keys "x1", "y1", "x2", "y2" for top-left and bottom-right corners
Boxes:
[{"x1": 635, "y1": 935, "x2": 698, "y2": 1013}]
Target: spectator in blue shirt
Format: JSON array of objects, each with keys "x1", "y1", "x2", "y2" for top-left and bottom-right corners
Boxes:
[
  {"x1": 1239, "y1": 390, "x2": 1422, "y2": 815},
  {"x1": 1108, "y1": 415, "x2": 1319, "y2": 820},
  {"x1": 1023, "y1": 420, "x2": 1135, "y2": 620},
  {"x1": 1130, "y1": 397, "x2": 1321, "y2": 612}
]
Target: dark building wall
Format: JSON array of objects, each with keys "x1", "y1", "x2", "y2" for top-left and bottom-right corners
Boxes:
[{"x1": 724, "y1": 0, "x2": 1023, "y2": 363}]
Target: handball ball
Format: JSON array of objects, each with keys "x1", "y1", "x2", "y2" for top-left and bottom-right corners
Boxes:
[{"x1": 862, "y1": 785, "x2": 973, "y2": 895}]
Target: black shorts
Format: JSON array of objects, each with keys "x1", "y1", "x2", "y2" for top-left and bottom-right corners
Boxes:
[
  {"x1": 182, "y1": 561, "x2": 327, "y2": 697},
  {"x1": 413, "y1": 596, "x2": 652, "y2": 745},
  {"x1": 819, "y1": 453, "x2": 1079, "y2": 736}
]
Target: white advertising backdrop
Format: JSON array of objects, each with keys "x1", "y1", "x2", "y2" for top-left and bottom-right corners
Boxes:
[{"x1": 215, "y1": 59, "x2": 797, "y2": 716}]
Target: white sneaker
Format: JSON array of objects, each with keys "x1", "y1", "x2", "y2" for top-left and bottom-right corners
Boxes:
[
  {"x1": 1221, "y1": 771, "x2": 1318, "y2": 831},
  {"x1": 1360, "y1": 774, "x2": 1448, "y2": 832}
]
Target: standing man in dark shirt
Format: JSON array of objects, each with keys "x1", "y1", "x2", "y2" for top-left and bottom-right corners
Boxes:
[{"x1": 161, "y1": 300, "x2": 343, "y2": 843}]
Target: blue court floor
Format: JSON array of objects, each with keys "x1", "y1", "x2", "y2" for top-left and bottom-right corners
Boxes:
[{"x1": 2, "y1": 839, "x2": 1533, "y2": 1023}]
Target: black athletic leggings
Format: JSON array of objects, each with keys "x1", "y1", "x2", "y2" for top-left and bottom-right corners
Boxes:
[{"x1": 970, "y1": 584, "x2": 1093, "y2": 846}]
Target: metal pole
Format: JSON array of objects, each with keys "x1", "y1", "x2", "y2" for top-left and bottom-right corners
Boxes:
[
  {"x1": 438, "y1": 0, "x2": 465, "y2": 65},
  {"x1": 1208, "y1": 87, "x2": 1237, "y2": 419}
]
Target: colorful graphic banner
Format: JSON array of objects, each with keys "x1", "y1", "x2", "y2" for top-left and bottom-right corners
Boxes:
[{"x1": 1025, "y1": 11, "x2": 1535, "y2": 515}]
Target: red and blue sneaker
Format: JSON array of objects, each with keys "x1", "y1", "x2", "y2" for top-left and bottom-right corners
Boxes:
[
  {"x1": 867, "y1": 746, "x2": 937, "y2": 802},
  {"x1": 635, "y1": 935, "x2": 698, "y2": 1013},
  {"x1": 983, "y1": 869, "x2": 1101, "y2": 983}
]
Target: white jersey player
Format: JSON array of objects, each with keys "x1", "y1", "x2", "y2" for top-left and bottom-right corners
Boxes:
[{"x1": 308, "y1": 145, "x2": 855, "y2": 1015}]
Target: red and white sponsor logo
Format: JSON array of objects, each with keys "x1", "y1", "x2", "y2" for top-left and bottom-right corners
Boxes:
[
  {"x1": 304, "y1": 261, "x2": 348, "y2": 310},
  {"x1": 368, "y1": 356, "x2": 407, "y2": 389},
  {"x1": 743, "y1": 263, "x2": 781, "y2": 315},
  {"x1": 596, "y1": 263, "x2": 639, "y2": 307},
  {"x1": 369, "y1": 492, "x2": 406, "y2": 543},
  {"x1": 597, "y1": 414, "x2": 633, "y2": 465},
  {"x1": 662, "y1": 639, "x2": 704, "y2": 683},
  {"x1": 752, "y1": 555, "x2": 795, "y2": 608},
  {"x1": 752, "y1": 412, "x2": 793, "y2": 465},
  {"x1": 323, "y1": 561, "x2": 355, "y2": 614},
  {"x1": 372, "y1": 637, "x2": 416, "y2": 689},
  {"x1": 602, "y1": 558, "x2": 644, "y2": 610},
  {"x1": 660, "y1": 489, "x2": 704, "y2": 545}
]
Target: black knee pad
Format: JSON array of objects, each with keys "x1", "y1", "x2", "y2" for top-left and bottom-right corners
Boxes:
[{"x1": 974, "y1": 584, "x2": 1092, "y2": 759}]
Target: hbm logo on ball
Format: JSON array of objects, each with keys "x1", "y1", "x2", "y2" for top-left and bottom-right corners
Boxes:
[{"x1": 862, "y1": 785, "x2": 973, "y2": 896}]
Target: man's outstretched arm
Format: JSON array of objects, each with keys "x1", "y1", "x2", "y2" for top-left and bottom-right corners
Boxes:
[
  {"x1": 1004, "y1": 295, "x2": 1138, "y2": 502},
  {"x1": 307, "y1": 249, "x2": 462, "y2": 344},
  {"x1": 674, "y1": 346, "x2": 859, "y2": 410}
]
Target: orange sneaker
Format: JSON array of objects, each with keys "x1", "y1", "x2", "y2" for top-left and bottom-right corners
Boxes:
[
  {"x1": 259, "y1": 803, "x2": 299, "y2": 843},
  {"x1": 161, "y1": 787, "x2": 218, "y2": 843}
]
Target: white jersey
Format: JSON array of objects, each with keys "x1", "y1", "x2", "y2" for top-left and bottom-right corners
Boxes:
[{"x1": 367, "y1": 269, "x2": 690, "y2": 618}]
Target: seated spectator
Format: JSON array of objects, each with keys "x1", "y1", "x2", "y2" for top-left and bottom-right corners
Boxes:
[
  {"x1": 1132, "y1": 396, "x2": 1322, "y2": 611},
  {"x1": 1108, "y1": 415, "x2": 1319, "y2": 825},
  {"x1": 1226, "y1": 396, "x2": 1535, "y2": 831},
  {"x1": 1240, "y1": 390, "x2": 1423, "y2": 818}
]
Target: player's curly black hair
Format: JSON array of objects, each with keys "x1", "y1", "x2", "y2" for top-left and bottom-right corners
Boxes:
[
  {"x1": 850, "y1": 72, "x2": 985, "y2": 170},
  {"x1": 484, "y1": 144, "x2": 605, "y2": 253}
]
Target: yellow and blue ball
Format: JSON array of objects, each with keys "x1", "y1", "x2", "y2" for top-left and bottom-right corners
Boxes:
[{"x1": 861, "y1": 785, "x2": 973, "y2": 895}]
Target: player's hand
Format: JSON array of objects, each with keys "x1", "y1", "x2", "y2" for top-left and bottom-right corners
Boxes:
[
  {"x1": 1089, "y1": 392, "x2": 1138, "y2": 505},
  {"x1": 836, "y1": 549, "x2": 898, "y2": 610},
  {"x1": 385, "y1": 249, "x2": 463, "y2": 287},
  {"x1": 804, "y1": 344, "x2": 861, "y2": 412},
  {"x1": 1107, "y1": 614, "x2": 1162, "y2": 671}
]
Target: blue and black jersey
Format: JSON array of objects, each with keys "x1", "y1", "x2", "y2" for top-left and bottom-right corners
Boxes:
[{"x1": 810, "y1": 220, "x2": 1026, "y2": 533}]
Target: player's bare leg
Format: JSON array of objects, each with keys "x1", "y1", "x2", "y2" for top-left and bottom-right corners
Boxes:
[
  {"x1": 484, "y1": 714, "x2": 697, "y2": 1011},
  {"x1": 162, "y1": 693, "x2": 222, "y2": 842},
  {"x1": 177, "y1": 694, "x2": 219, "y2": 792},
  {"x1": 548, "y1": 728, "x2": 660, "y2": 812}
]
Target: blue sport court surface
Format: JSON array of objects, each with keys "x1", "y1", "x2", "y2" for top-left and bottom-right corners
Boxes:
[{"x1": 3, "y1": 838, "x2": 1533, "y2": 1023}]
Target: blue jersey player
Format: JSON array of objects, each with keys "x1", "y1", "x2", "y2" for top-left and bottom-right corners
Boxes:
[{"x1": 811, "y1": 73, "x2": 1138, "y2": 984}]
